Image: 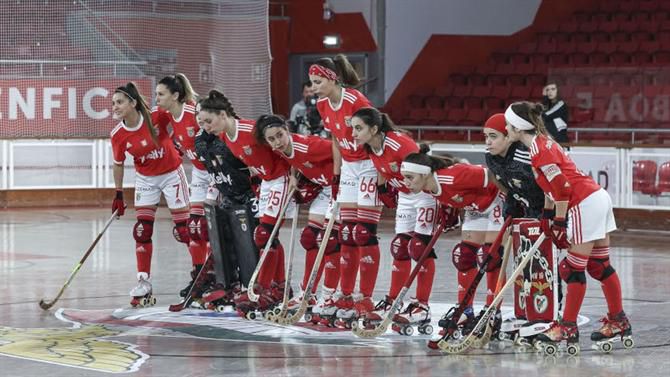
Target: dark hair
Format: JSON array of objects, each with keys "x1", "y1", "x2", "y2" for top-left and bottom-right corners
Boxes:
[
  {"x1": 404, "y1": 144, "x2": 458, "y2": 172},
  {"x1": 510, "y1": 101, "x2": 551, "y2": 137},
  {"x1": 255, "y1": 114, "x2": 288, "y2": 144},
  {"x1": 314, "y1": 54, "x2": 360, "y2": 86},
  {"x1": 114, "y1": 82, "x2": 157, "y2": 146},
  {"x1": 198, "y1": 90, "x2": 239, "y2": 119},
  {"x1": 158, "y1": 73, "x2": 198, "y2": 103},
  {"x1": 302, "y1": 81, "x2": 312, "y2": 89},
  {"x1": 352, "y1": 107, "x2": 408, "y2": 152}
]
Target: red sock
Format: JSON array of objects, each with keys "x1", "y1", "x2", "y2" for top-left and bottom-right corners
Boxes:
[
  {"x1": 136, "y1": 242, "x2": 153, "y2": 275},
  {"x1": 458, "y1": 268, "x2": 478, "y2": 306},
  {"x1": 302, "y1": 248, "x2": 318, "y2": 290},
  {"x1": 563, "y1": 252, "x2": 589, "y2": 323},
  {"x1": 257, "y1": 246, "x2": 279, "y2": 289},
  {"x1": 415, "y1": 258, "x2": 436, "y2": 303},
  {"x1": 339, "y1": 245, "x2": 360, "y2": 296},
  {"x1": 188, "y1": 239, "x2": 208, "y2": 265},
  {"x1": 274, "y1": 242, "x2": 286, "y2": 283},
  {"x1": 322, "y1": 252, "x2": 341, "y2": 290},
  {"x1": 390, "y1": 259, "x2": 411, "y2": 299},
  {"x1": 358, "y1": 244, "x2": 380, "y2": 297},
  {"x1": 486, "y1": 267, "x2": 500, "y2": 306},
  {"x1": 590, "y1": 246, "x2": 624, "y2": 316}
]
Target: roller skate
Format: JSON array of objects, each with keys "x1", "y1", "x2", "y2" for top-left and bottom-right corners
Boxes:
[
  {"x1": 427, "y1": 306, "x2": 474, "y2": 349},
  {"x1": 535, "y1": 320, "x2": 580, "y2": 356},
  {"x1": 179, "y1": 264, "x2": 213, "y2": 299},
  {"x1": 201, "y1": 283, "x2": 237, "y2": 312},
  {"x1": 234, "y1": 285, "x2": 276, "y2": 320},
  {"x1": 392, "y1": 299, "x2": 432, "y2": 336},
  {"x1": 130, "y1": 272, "x2": 156, "y2": 307},
  {"x1": 335, "y1": 295, "x2": 374, "y2": 329},
  {"x1": 591, "y1": 311, "x2": 634, "y2": 353},
  {"x1": 362, "y1": 295, "x2": 394, "y2": 330},
  {"x1": 315, "y1": 289, "x2": 340, "y2": 327},
  {"x1": 285, "y1": 291, "x2": 317, "y2": 322},
  {"x1": 514, "y1": 320, "x2": 553, "y2": 349}
]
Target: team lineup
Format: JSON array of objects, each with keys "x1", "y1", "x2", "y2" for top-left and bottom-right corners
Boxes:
[{"x1": 106, "y1": 54, "x2": 633, "y2": 356}]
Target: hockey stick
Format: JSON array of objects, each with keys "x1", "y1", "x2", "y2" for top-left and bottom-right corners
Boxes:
[
  {"x1": 470, "y1": 235, "x2": 513, "y2": 348},
  {"x1": 168, "y1": 251, "x2": 213, "y2": 312},
  {"x1": 427, "y1": 216, "x2": 512, "y2": 348},
  {"x1": 39, "y1": 210, "x2": 119, "y2": 310},
  {"x1": 276, "y1": 202, "x2": 339, "y2": 325},
  {"x1": 247, "y1": 187, "x2": 297, "y2": 303},
  {"x1": 267, "y1": 203, "x2": 300, "y2": 321},
  {"x1": 351, "y1": 219, "x2": 449, "y2": 338},
  {"x1": 438, "y1": 232, "x2": 547, "y2": 353}
]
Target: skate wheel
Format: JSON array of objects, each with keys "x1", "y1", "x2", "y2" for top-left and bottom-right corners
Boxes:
[
  {"x1": 496, "y1": 331, "x2": 507, "y2": 341},
  {"x1": 139, "y1": 297, "x2": 148, "y2": 307},
  {"x1": 246, "y1": 312, "x2": 257, "y2": 320},
  {"x1": 216, "y1": 305, "x2": 226, "y2": 312},
  {"x1": 623, "y1": 337, "x2": 634, "y2": 349},
  {"x1": 422, "y1": 324, "x2": 433, "y2": 336},
  {"x1": 304, "y1": 313, "x2": 312, "y2": 323},
  {"x1": 272, "y1": 307, "x2": 282, "y2": 316},
  {"x1": 151, "y1": 296, "x2": 157, "y2": 306},
  {"x1": 599, "y1": 341, "x2": 613, "y2": 354},
  {"x1": 567, "y1": 343, "x2": 580, "y2": 356},
  {"x1": 543, "y1": 343, "x2": 558, "y2": 356},
  {"x1": 264, "y1": 311, "x2": 274, "y2": 321},
  {"x1": 403, "y1": 326, "x2": 414, "y2": 336},
  {"x1": 452, "y1": 329, "x2": 462, "y2": 340}
]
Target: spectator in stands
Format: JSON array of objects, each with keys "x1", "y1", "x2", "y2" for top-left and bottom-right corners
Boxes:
[
  {"x1": 289, "y1": 81, "x2": 317, "y2": 135},
  {"x1": 542, "y1": 82, "x2": 569, "y2": 145}
]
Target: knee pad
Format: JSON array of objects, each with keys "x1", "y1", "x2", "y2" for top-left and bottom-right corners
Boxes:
[
  {"x1": 300, "y1": 225, "x2": 320, "y2": 250},
  {"x1": 559, "y1": 258, "x2": 587, "y2": 284},
  {"x1": 409, "y1": 233, "x2": 435, "y2": 261},
  {"x1": 253, "y1": 222, "x2": 275, "y2": 249},
  {"x1": 452, "y1": 241, "x2": 478, "y2": 272},
  {"x1": 390, "y1": 233, "x2": 412, "y2": 261},
  {"x1": 352, "y1": 222, "x2": 379, "y2": 246},
  {"x1": 188, "y1": 214, "x2": 207, "y2": 241},
  {"x1": 172, "y1": 222, "x2": 190, "y2": 244},
  {"x1": 477, "y1": 243, "x2": 503, "y2": 272},
  {"x1": 133, "y1": 220, "x2": 154, "y2": 243},
  {"x1": 318, "y1": 228, "x2": 340, "y2": 255},
  {"x1": 338, "y1": 222, "x2": 358, "y2": 247},
  {"x1": 586, "y1": 257, "x2": 616, "y2": 281}
]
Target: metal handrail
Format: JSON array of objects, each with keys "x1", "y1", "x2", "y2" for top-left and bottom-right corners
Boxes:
[{"x1": 0, "y1": 59, "x2": 147, "y2": 65}]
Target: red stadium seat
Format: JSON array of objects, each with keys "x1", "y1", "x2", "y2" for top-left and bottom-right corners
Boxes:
[
  {"x1": 571, "y1": 32, "x2": 591, "y2": 43},
  {"x1": 656, "y1": 162, "x2": 670, "y2": 194},
  {"x1": 444, "y1": 96, "x2": 464, "y2": 109},
  {"x1": 471, "y1": 85, "x2": 491, "y2": 98},
  {"x1": 463, "y1": 97, "x2": 484, "y2": 109},
  {"x1": 464, "y1": 108, "x2": 486, "y2": 125},
  {"x1": 452, "y1": 85, "x2": 472, "y2": 97},
  {"x1": 591, "y1": 12, "x2": 610, "y2": 24},
  {"x1": 654, "y1": 51, "x2": 670, "y2": 64},
  {"x1": 518, "y1": 42, "x2": 537, "y2": 54},
  {"x1": 434, "y1": 86, "x2": 453, "y2": 98},
  {"x1": 633, "y1": 160, "x2": 658, "y2": 195},
  {"x1": 631, "y1": 51, "x2": 653, "y2": 64},
  {"x1": 447, "y1": 108, "x2": 467, "y2": 123},
  {"x1": 598, "y1": 20, "x2": 618, "y2": 34},
  {"x1": 424, "y1": 95, "x2": 443, "y2": 109},
  {"x1": 490, "y1": 85, "x2": 511, "y2": 99},
  {"x1": 610, "y1": 52, "x2": 630, "y2": 65},
  {"x1": 407, "y1": 95, "x2": 425, "y2": 108},
  {"x1": 468, "y1": 73, "x2": 488, "y2": 86},
  {"x1": 611, "y1": 31, "x2": 630, "y2": 43},
  {"x1": 590, "y1": 31, "x2": 610, "y2": 43},
  {"x1": 507, "y1": 75, "x2": 526, "y2": 86},
  {"x1": 484, "y1": 97, "x2": 505, "y2": 112},
  {"x1": 640, "y1": 1, "x2": 659, "y2": 12}
]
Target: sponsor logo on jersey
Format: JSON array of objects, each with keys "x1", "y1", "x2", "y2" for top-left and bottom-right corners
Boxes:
[
  {"x1": 450, "y1": 194, "x2": 463, "y2": 203},
  {"x1": 344, "y1": 116, "x2": 352, "y2": 127},
  {"x1": 360, "y1": 255, "x2": 375, "y2": 264},
  {"x1": 303, "y1": 161, "x2": 314, "y2": 168},
  {"x1": 389, "y1": 162, "x2": 398, "y2": 172},
  {"x1": 243, "y1": 146, "x2": 252, "y2": 155},
  {"x1": 140, "y1": 139, "x2": 147, "y2": 147},
  {"x1": 335, "y1": 123, "x2": 341, "y2": 130},
  {"x1": 126, "y1": 142, "x2": 133, "y2": 149},
  {"x1": 512, "y1": 178, "x2": 522, "y2": 188},
  {"x1": 187, "y1": 127, "x2": 195, "y2": 137}
]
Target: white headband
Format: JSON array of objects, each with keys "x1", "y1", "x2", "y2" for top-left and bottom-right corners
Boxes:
[
  {"x1": 504, "y1": 105, "x2": 535, "y2": 131},
  {"x1": 401, "y1": 161, "x2": 432, "y2": 175}
]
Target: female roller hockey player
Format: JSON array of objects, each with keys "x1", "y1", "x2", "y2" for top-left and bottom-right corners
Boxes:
[
  {"x1": 399, "y1": 150, "x2": 506, "y2": 345},
  {"x1": 155, "y1": 73, "x2": 212, "y2": 299},
  {"x1": 257, "y1": 115, "x2": 341, "y2": 325},
  {"x1": 310, "y1": 54, "x2": 382, "y2": 327},
  {"x1": 197, "y1": 90, "x2": 293, "y2": 317},
  {"x1": 350, "y1": 107, "x2": 440, "y2": 335},
  {"x1": 110, "y1": 82, "x2": 191, "y2": 307},
  {"x1": 504, "y1": 102, "x2": 632, "y2": 355}
]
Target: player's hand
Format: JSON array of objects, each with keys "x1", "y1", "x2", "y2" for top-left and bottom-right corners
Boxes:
[
  {"x1": 503, "y1": 200, "x2": 524, "y2": 219},
  {"x1": 550, "y1": 217, "x2": 570, "y2": 249},
  {"x1": 112, "y1": 189, "x2": 126, "y2": 217},
  {"x1": 438, "y1": 206, "x2": 461, "y2": 232},
  {"x1": 331, "y1": 174, "x2": 340, "y2": 201},
  {"x1": 376, "y1": 182, "x2": 398, "y2": 209},
  {"x1": 250, "y1": 176, "x2": 261, "y2": 198},
  {"x1": 295, "y1": 178, "x2": 322, "y2": 204},
  {"x1": 540, "y1": 208, "x2": 555, "y2": 236}
]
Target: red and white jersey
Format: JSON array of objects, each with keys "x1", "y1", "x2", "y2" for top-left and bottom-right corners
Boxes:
[
  {"x1": 369, "y1": 131, "x2": 418, "y2": 193},
  {"x1": 429, "y1": 164, "x2": 500, "y2": 211},
  {"x1": 111, "y1": 113, "x2": 182, "y2": 176},
  {"x1": 220, "y1": 119, "x2": 290, "y2": 181},
  {"x1": 316, "y1": 87, "x2": 372, "y2": 162},
  {"x1": 279, "y1": 134, "x2": 334, "y2": 187},
  {"x1": 529, "y1": 134, "x2": 600, "y2": 208},
  {"x1": 159, "y1": 101, "x2": 206, "y2": 171}
]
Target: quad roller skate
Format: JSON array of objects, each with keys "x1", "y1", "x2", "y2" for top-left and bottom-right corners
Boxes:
[
  {"x1": 513, "y1": 320, "x2": 554, "y2": 350},
  {"x1": 201, "y1": 283, "x2": 238, "y2": 312},
  {"x1": 234, "y1": 286, "x2": 277, "y2": 320},
  {"x1": 130, "y1": 273, "x2": 156, "y2": 307},
  {"x1": 392, "y1": 300, "x2": 432, "y2": 336},
  {"x1": 471, "y1": 306, "x2": 503, "y2": 342},
  {"x1": 335, "y1": 295, "x2": 374, "y2": 329},
  {"x1": 285, "y1": 292, "x2": 317, "y2": 322},
  {"x1": 427, "y1": 306, "x2": 475, "y2": 349},
  {"x1": 591, "y1": 311, "x2": 634, "y2": 354},
  {"x1": 315, "y1": 290, "x2": 340, "y2": 327},
  {"x1": 535, "y1": 320, "x2": 580, "y2": 356},
  {"x1": 361, "y1": 296, "x2": 394, "y2": 330}
]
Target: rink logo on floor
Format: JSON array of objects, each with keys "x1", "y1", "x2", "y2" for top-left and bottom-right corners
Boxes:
[{"x1": 0, "y1": 322, "x2": 148, "y2": 374}]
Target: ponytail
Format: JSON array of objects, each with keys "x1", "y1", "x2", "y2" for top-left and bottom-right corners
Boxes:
[
  {"x1": 255, "y1": 114, "x2": 288, "y2": 144},
  {"x1": 158, "y1": 73, "x2": 199, "y2": 103},
  {"x1": 352, "y1": 107, "x2": 410, "y2": 152},
  {"x1": 198, "y1": 89, "x2": 239, "y2": 119},
  {"x1": 510, "y1": 101, "x2": 552, "y2": 138},
  {"x1": 115, "y1": 82, "x2": 158, "y2": 146},
  {"x1": 315, "y1": 54, "x2": 360, "y2": 87},
  {"x1": 404, "y1": 144, "x2": 457, "y2": 172}
]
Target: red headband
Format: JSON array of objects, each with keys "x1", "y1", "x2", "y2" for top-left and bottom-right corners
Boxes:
[
  {"x1": 484, "y1": 113, "x2": 507, "y2": 135},
  {"x1": 309, "y1": 64, "x2": 338, "y2": 81}
]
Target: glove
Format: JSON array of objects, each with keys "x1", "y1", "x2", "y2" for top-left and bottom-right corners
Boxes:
[
  {"x1": 540, "y1": 208, "x2": 555, "y2": 236},
  {"x1": 550, "y1": 217, "x2": 570, "y2": 249},
  {"x1": 503, "y1": 199, "x2": 524, "y2": 219},
  {"x1": 438, "y1": 206, "x2": 461, "y2": 231},
  {"x1": 250, "y1": 176, "x2": 262, "y2": 198},
  {"x1": 331, "y1": 174, "x2": 340, "y2": 201},
  {"x1": 112, "y1": 189, "x2": 126, "y2": 217},
  {"x1": 173, "y1": 139, "x2": 184, "y2": 157},
  {"x1": 377, "y1": 182, "x2": 398, "y2": 209},
  {"x1": 188, "y1": 214, "x2": 208, "y2": 241},
  {"x1": 295, "y1": 178, "x2": 323, "y2": 204}
]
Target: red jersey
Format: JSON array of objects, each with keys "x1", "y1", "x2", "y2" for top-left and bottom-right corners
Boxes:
[
  {"x1": 278, "y1": 134, "x2": 334, "y2": 186},
  {"x1": 369, "y1": 131, "x2": 418, "y2": 193},
  {"x1": 430, "y1": 164, "x2": 499, "y2": 211},
  {"x1": 111, "y1": 112, "x2": 182, "y2": 176},
  {"x1": 316, "y1": 88, "x2": 372, "y2": 162},
  {"x1": 220, "y1": 119, "x2": 289, "y2": 181},
  {"x1": 161, "y1": 101, "x2": 206, "y2": 171},
  {"x1": 529, "y1": 134, "x2": 600, "y2": 208}
]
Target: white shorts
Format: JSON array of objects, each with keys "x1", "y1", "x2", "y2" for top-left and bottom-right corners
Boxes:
[
  {"x1": 308, "y1": 186, "x2": 333, "y2": 217},
  {"x1": 338, "y1": 159, "x2": 381, "y2": 207},
  {"x1": 258, "y1": 175, "x2": 296, "y2": 223},
  {"x1": 568, "y1": 188, "x2": 617, "y2": 244},
  {"x1": 189, "y1": 167, "x2": 210, "y2": 203},
  {"x1": 462, "y1": 194, "x2": 504, "y2": 232},
  {"x1": 396, "y1": 191, "x2": 438, "y2": 235},
  {"x1": 134, "y1": 166, "x2": 190, "y2": 209}
]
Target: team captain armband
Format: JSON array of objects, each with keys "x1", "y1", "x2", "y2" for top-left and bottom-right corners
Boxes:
[{"x1": 540, "y1": 163, "x2": 572, "y2": 201}]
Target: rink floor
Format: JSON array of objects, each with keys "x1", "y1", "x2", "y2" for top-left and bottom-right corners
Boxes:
[{"x1": 1, "y1": 208, "x2": 669, "y2": 377}]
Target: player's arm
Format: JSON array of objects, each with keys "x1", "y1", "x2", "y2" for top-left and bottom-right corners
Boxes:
[
  {"x1": 331, "y1": 134, "x2": 341, "y2": 175},
  {"x1": 488, "y1": 169, "x2": 508, "y2": 195}
]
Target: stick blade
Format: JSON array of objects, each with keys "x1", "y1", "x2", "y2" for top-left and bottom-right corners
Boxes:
[
  {"x1": 168, "y1": 303, "x2": 186, "y2": 312},
  {"x1": 38, "y1": 299, "x2": 54, "y2": 310}
]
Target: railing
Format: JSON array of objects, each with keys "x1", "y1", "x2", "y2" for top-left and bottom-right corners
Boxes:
[{"x1": 0, "y1": 59, "x2": 148, "y2": 77}]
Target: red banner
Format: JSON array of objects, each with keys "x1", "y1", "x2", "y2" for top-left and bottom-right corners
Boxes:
[{"x1": 0, "y1": 78, "x2": 155, "y2": 138}]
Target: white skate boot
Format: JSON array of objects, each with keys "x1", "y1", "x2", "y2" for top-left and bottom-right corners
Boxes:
[
  {"x1": 315, "y1": 288, "x2": 339, "y2": 326},
  {"x1": 392, "y1": 299, "x2": 432, "y2": 336},
  {"x1": 130, "y1": 272, "x2": 156, "y2": 307}
]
